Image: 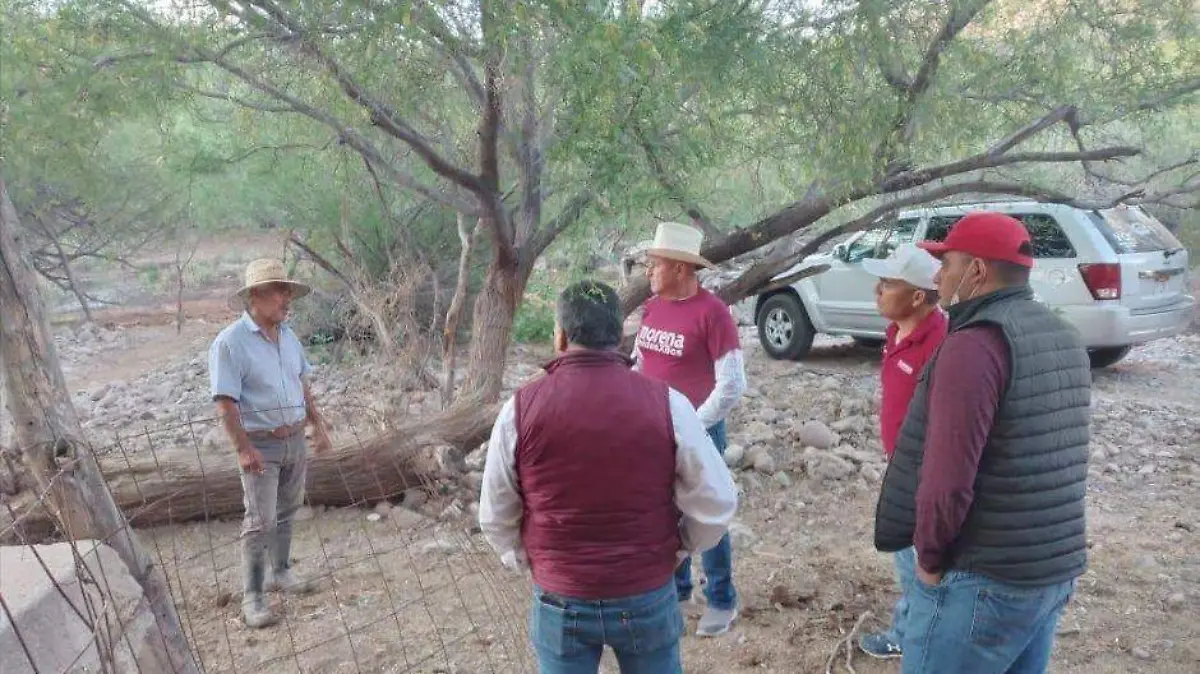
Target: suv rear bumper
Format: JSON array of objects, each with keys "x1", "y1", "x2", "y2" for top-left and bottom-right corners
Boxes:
[{"x1": 1061, "y1": 296, "x2": 1196, "y2": 348}]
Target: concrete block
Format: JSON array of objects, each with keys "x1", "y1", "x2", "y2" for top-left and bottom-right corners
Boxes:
[{"x1": 1, "y1": 540, "x2": 173, "y2": 674}]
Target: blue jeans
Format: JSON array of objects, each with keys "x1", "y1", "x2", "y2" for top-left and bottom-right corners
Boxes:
[
  {"x1": 901, "y1": 570, "x2": 1074, "y2": 674},
  {"x1": 883, "y1": 546, "x2": 916, "y2": 643},
  {"x1": 529, "y1": 580, "x2": 684, "y2": 674},
  {"x1": 674, "y1": 422, "x2": 736, "y2": 611}
]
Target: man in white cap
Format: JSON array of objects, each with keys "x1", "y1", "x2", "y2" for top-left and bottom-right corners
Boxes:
[
  {"x1": 209, "y1": 258, "x2": 333, "y2": 628},
  {"x1": 857, "y1": 243, "x2": 947, "y2": 659},
  {"x1": 632, "y1": 221, "x2": 747, "y2": 637}
]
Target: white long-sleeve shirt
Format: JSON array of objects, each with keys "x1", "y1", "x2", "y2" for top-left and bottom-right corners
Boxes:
[
  {"x1": 478, "y1": 388, "x2": 738, "y2": 570},
  {"x1": 632, "y1": 347, "x2": 747, "y2": 429}
]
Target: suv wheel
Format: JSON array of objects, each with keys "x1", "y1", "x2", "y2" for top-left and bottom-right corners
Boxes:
[
  {"x1": 1088, "y1": 346, "x2": 1132, "y2": 369},
  {"x1": 757, "y1": 293, "x2": 815, "y2": 360}
]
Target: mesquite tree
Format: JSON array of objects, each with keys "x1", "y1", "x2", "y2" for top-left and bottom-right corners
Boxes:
[{"x1": 22, "y1": 0, "x2": 1200, "y2": 408}]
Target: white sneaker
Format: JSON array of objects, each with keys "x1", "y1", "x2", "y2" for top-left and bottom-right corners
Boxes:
[{"x1": 696, "y1": 607, "x2": 738, "y2": 637}]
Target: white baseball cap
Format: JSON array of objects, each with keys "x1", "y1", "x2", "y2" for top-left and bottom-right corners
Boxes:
[{"x1": 861, "y1": 243, "x2": 941, "y2": 290}]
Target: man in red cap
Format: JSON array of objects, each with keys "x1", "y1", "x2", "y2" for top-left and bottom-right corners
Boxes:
[{"x1": 873, "y1": 212, "x2": 1092, "y2": 673}]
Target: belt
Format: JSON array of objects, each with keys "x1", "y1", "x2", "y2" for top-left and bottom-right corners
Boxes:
[{"x1": 246, "y1": 420, "x2": 306, "y2": 441}]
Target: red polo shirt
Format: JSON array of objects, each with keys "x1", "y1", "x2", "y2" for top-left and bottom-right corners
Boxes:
[{"x1": 880, "y1": 309, "x2": 948, "y2": 459}]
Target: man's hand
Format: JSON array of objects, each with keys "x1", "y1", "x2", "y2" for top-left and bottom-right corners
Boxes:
[
  {"x1": 916, "y1": 565, "x2": 942, "y2": 587},
  {"x1": 311, "y1": 422, "x2": 333, "y2": 455},
  {"x1": 238, "y1": 445, "x2": 265, "y2": 474}
]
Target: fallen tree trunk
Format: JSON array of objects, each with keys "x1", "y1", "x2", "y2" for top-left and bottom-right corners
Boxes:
[{"x1": 8, "y1": 402, "x2": 499, "y2": 536}]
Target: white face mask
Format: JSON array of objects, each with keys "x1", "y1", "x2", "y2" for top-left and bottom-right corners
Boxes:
[{"x1": 941, "y1": 258, "x2": 983, "y2": 308}]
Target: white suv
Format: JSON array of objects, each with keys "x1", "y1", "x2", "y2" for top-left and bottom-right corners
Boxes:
[{"x1": 747, "y1": 202, "x2": 1194, "y2": 368}]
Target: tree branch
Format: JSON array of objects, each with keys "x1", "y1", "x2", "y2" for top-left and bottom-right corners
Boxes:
[
  {"x1": 714, "y1": 176, "x2": 1160, "y2": 306},
  {"x1": 986, "y1": 105, "x2": 1076, "y2": 156},
  {"x1": 115, "y1": 0, "x2": 481, "y2": 217},
  {"x1": 515, "y1": 44, "x2": 543, "y2": 246},
  {"x1": 286, "y1": 232, "x2": 352, "y2": 288},
  {"x1": 1102, "y1": 76, "x2": 1200, "y2": 122},
  {"x1": 91, "y1": 50, "x2": 206, "y2": 68},
  {"x1": 475, "y1": 0, "x2": 515, "y2": 264},
  {"x1": 633, "y1": 124, "x2": 722, "y2": 238},
  {"x1": 878, "y1": 55, "x2": 913, "y2": 91},
  {"x1": 525, "y1": 191, "x2": 595, "y2": 262},
  {"x1": 877, "y1": 0, "x2": 992, "y2": 169},
  {"x1": 623, "y1": 99, "x2": 1153, "y2": 316},
  {"x1": 236, "y1": 0, "x2": 489, "y2": 195},
  {"x1": 908, "y1": 1, "x2": 991, "y2": 99},
  {"x1": 880, "y1": 146, "x2": 1140, "y2": 194},
  {"x1": 178, "y1": 84, "x2": 300, "y2": 113}
]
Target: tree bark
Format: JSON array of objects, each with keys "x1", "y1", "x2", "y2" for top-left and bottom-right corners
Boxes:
[
  {"x1": 8, "y1": 402, "x2": 499, "y2": 536},
  {"x1": 441, "y1": 214, "x2": 481, "y2": 408},
  {"x1": 173, "y1": 248, "x2": 188, "y2": 335},
  {"x1": 0, "y1": 177, "x2": 201, "y2": 674},
  {"x1": 460, "y1": 251, "x2": 530, "y2": 403}
]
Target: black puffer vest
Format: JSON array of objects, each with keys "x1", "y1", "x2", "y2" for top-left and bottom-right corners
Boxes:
[{"x1": 874, "y1": 286, "x2": 1091, "y2": 586}]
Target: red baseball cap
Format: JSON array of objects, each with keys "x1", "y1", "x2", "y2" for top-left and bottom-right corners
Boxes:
[{"x1": 918, "y1": 212, "x2": 1034, "y2": 268}]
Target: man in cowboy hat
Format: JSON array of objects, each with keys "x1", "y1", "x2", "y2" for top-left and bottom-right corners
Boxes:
[
  {"x1": 874, "y1": 213, "x2": 1090, "y2": 672},
  {"x1": 632, "y1": 221, "x2": 747, "y2": 637},
  {"x1": 209, "y1": 258, "x2": 333, "y2": 628},
  {"x1": 856, "y1": 243, "x2": 947, "y2": 660}
]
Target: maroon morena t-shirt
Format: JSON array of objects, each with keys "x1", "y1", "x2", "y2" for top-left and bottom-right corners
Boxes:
[{"x1": 636, "y1": 288, "x2": 740, "y2": 408}]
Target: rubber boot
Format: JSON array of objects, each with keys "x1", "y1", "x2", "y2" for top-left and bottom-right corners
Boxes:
[
  {"x1": 242, "y1": 540, "x2": 278, "y2": 628},
  {"x1": 268, "y1": 529, "x2": 315, "y2": 595}
]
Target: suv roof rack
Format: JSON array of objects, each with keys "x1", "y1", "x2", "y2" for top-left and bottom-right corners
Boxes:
[{"x1": 923, "y1": 194, "x2": 1041, "y2": 208}]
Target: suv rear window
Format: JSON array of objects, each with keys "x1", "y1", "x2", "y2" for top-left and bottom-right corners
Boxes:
[
  {"x1": 1087, "y1": 207, "x2": 1183, "y2": 254},
  {"x1": 925, "y1": 213, "x2": 1076, "y2": 258}
]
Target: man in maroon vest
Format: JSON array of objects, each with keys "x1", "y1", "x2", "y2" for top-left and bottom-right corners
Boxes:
[{"x1": 479, "y1": 280, "x2": 738, "y2": 674}]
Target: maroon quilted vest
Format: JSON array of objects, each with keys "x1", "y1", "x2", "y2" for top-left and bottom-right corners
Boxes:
[{"x1": 515, "y1": 349, "x2": 680, "y2": 599}]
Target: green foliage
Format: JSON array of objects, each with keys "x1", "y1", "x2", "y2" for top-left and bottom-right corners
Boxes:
[
  {"x1": 4, "y1": 0, "x2": 1198, "y2": 354},
  {"x1": 512, "y1": 282, "x2": 557, "y2": 344}
]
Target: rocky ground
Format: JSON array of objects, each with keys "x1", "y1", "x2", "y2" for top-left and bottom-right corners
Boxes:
[{"x1": 14, "y1": 306, "x2": 1195, "y2": 674}]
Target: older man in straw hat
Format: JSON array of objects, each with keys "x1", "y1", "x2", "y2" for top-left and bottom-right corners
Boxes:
[
  {"x1": 209, "y1": 258, "x2": 333, "y2": 628},
  {"x1": 632, "y1": 222, "x2": 747, "y2": 637}
]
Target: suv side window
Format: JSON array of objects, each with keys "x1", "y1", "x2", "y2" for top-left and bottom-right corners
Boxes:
[
  {"x1": 845, "y1": 218, "x2": 920, "y2": 263},
  {"x1": 922, "y1": 213, "x2": 1075, "y2": 258}
]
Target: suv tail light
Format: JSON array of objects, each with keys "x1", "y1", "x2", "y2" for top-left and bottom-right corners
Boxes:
[{"x1": 1078, "y1": 263, "x2": 1121, "y2": 300}]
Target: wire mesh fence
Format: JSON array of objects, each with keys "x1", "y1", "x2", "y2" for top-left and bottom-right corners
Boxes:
[{"x1": 1, "y1": 403, "x2": 534, "y2": 674}]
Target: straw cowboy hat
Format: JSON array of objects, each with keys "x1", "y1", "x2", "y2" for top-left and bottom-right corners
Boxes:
[
  {"x1": 230, "y1": 258, "x2": 311, "y2": 310},
  {"x1": 646, "y1": 222, "x2": 716, "y2": 269}
]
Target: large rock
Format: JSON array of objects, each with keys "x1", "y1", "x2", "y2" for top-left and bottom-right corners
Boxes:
[
  {"x1": 464, "y1": 445, "x2": 487, "y2": 472},
  {"x1": 723, "y1": 444, "x2": 747, "y2": 470},
  {"x1": 809, "y1": 454, "x2": 855, "y2": 482},
  {"x1": 831, "y1": 444, "x2": 882, "y2": 466},
  {"x1": 728, "y1": 520, "x2": 757, "y2": 548},
  {"x1": 1, "y1": 541, "x2": 174, "y2": 674},
  {"x1": 795, "y1": 420, "x2": 838, "y2": 449},
  {"x1": 752, "y1": 451, "x2": 778, "y2": 475},
  {"x1": 434, "y1": 445, "x2": 466, "y2": 475},
  {"x1": 88, "y1": 383, "x2": 111, "y2": 402},
  {"x1": 830, "y1": 415, "x2": 869, "y2": 435},
  {"x1": 740, "y1": 421, "x2": 775, "y2": 445}
]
